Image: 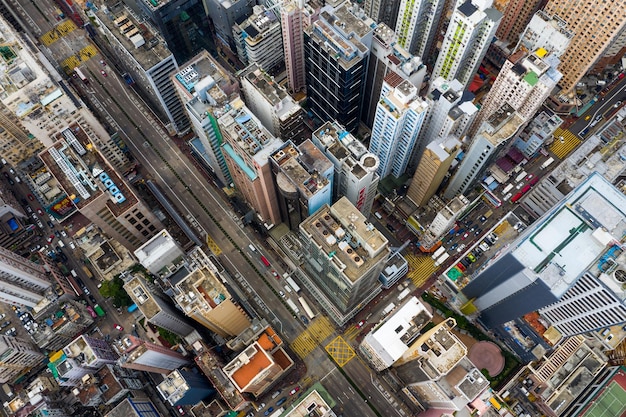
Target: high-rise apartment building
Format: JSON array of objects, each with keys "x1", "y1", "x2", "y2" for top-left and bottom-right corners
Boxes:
[
  {"x1": 363, "y1": 0, "x2": 400, "y2": 29},
  {"x1": 40, "y1": 124, "x2": 163, "y2": 251},
  {"x1": 30, "y1": 300, "x2": 95, "y2": 352},
  {"x1": 269, "y1": 140, "x2": 333, "y2": 230},
  {"x1": 444, "y1": 105, "x2": 524, "y2": 198},
  {"x1": 220, "y1": 101, "x2": 283, "y2": 225},
  {"x1": 515, "y1": 11, "x2": 573, "y2": 58},
  {"x1": 417, "y1": 193, "x2": 468, "y2": 253},
  {"x1": 53, "y1": 335, "x2": 119, "y2": 386},
  {"x1": 233, "y1": 6, "x2": 284, "y2": 72},
  {"x1": 0, "y1": 246, "x2": 51, "y2": 307},
  {"x1": 281, "y1": 0, "x2": 308, "y2": 94},
  {"x1": 369, "y1": 79, "x2": 429, "y2": 178},
  {"x1": 462, "y1": 173, "x2": 626, "y2": 336},
  {"x1": 173, "y1": 266, "x2": 251, "y2": 338},
  {"x1": 91, "y1": 4, "x2": 189, "y2": 135},
  {"x1": 469, "y1": 49, "x2": 562, "y2": 137},
  {"x1": 312, "y1": 121, "x2": 380, "y2": 215},
  {"x1": 395, "y1": 0, "x2": 446, "y2": 59},
  {"x1": 542, "y1": 0, "x2": 626, "y2": 92},
  {"x1": 124, "y1": 276, "x2": 195, "y2": 337},
  {"x1": 115, "y1": 335, "x2": 190, "y2": 374},
  {"x1": 432, "y1": 0, "x2": 502, "y2": 89},
  {"x1": 363, "y1": 23, "x2": 426, "y2": 128},
  {"x1": 172, "y1": 51, "x2": 237, "y2": 186},
  {"x1": 304, "y1": 4, "x2": 374, "y2": 133},
  {"x1": 134, "y1": 230, "x2": 185, "y2": 276},
  {"x1": 495, "y1": 0, "x2": 543, "y2": 47},
  {"x1": 299, "y1": 197, "x2": 390, "y2": 325},
  {"x1": 0, "y1": 190, "x2": 38, "y2": 256},
  {"x1": 240, "y1": 64, "x2": 305, "y2": 142},
  {"x1": 0, "y1": 335, "x2": 45, "y2": 383}
]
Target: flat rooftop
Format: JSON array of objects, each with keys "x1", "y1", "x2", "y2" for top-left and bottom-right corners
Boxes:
[
  {"x1": 363, "y1": 297, "x2": 432, "y2": 366},
  {"x1": 511, "y1": 173, "x2": 626, "y2": 297},
  {"x1": 271, "y1": 142, "x2": 330, "y2": 198},
  {"x1": 93, "y1": 3, "x2": 172, "y2": 70},
  {"x1": 300, "y1": 196, "x2": 389, "y2": 283}
]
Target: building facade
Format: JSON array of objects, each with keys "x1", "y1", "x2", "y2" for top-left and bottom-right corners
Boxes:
[
  {"x1": 369, "y1": 79, "x2": 429, "y2": 178},
  {"x1": 0, "y1": 246, "x2": 52, "y2": 307},
  {"x1": 304, "y1": 4, "x2": 374, "y2": 133},
  {"x1": 233, "y1": 6, "x2": 284, "y2": 72},
  {"x1": 0, "y1": 335, "x2": 45, "y2": 383},
  {"x1": 299, "y1": 197, "x2": 390, "y2": 325},
  {"x1": 394, "y1": 0, "x2": 446, "y2": 59},
  {"x1": 432, "y1": 1, "x2": 502, "y2": 90}
]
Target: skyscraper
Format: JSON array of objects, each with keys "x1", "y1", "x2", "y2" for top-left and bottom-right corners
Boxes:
[
  {"x1": 542, "y1": 0, "x2": 626, "y2": 92},
  {"x1": 233, "y1": 5, "x2": 284, "y2": 72},
  {"x1": 407, "y1": 137, "x2": 462, "y2": 208},
  {"x1": 124, "y1": 276, "x2": 195, "y2": 337},
  {"x1": 172, "y1": 51, "x2": 236, "y2": 186},
  {"x1": 394, "y1": 0, "x2": 446, "y2": 59},
  {"x1": 515, "y1": 11, "x2": 573, "y2": 57},
  {"x1": 299, "y1": 197, "x2": 390, "y2": 325},
  {"x1": 468, "y1": 49, "x2": 562, "y2": 137},
  {"x1": 462, "y1": 173, "x2": 626, "y2": 336},
  {"x1": 204, "y1": 0, "x2": 254, "y2": 50},
  {"x1": 444, "y1": 104, "x2": 524, "y2": 198},
  {"x1": 172, "y1": 266, "x2": 252, "y2": 338},
  {"x1": 0, "y1": 335, "x2": 44, "y2": 383},
  {"x1": 281, "y1": 0, "x2": 318, "y2": 94},
  {"x1": 312, "y1": 121, "x2": 380, "y2": 215},
  {"x1": 0, "y1": 246, "x2": 51, "y2": 307},
  {"x1": 432, "y1": 0, "x2": 502, "y2": 89},
  {"x1": 369, "y1": 78, "x2": 429, "y2": 178},
  {"x1": 362, "y1": 23, "x2": 426, "y2": 128},
  {"x1": 220, "y1": 102, "x2": 284, "y2": 225},
  {"x1": 304, "y1": 4, "x2": 374, "y2": 133},
  {"x1": 239, "y1": 64, "x2": 305, "y2": 142},
  {"x1": 495, "y1": 0, "x2": 544, "y2": 47},
  {"x1": 115, "y1": 335, "x2": 191, "y2": 374}
]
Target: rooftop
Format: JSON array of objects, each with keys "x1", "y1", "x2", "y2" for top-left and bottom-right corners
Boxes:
[
  {"x1": 300, "y1": 196, "x2": 389, "y2": 283},
  {"x1": 173, "y1": 267, "x2": 231, "y2": 314},
  {"x1": 363, "y1": 297, "x2": 432, "y2": 366},
  {"x1": 240, "y1": 64, "x2": 302, "y2": 122},
  {"x1": 123, "y1": 276, "x2": 160, "y2": 318},
  {"x1": 271, "y1": 142, "x2": 330, "y2": 198},
  {"x1": 510, "y1": 173, "x2": 626, "y2": 298},
  {"x1": 93, "y1": 3, "x2": 172, "y2": 70}
]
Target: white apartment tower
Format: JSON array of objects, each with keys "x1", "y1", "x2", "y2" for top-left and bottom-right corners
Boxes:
[
  {"x1": 395, "y1": 0, "x2": 447, "y2": 58},
  {"x1": 445, "y1": 104, "x2": 524, "y2": 198},
  {"x1": 432, "y1": 0, "x2": 502, "y2": 90},
  {"x1": 311, "y1": 121, "x2": 380, "y2": 215},
  {"x1": 0, "y1": 246, "x2": 51, "y2": 307},
  {"x1": 0, "y1": 335, "x2": 45, "y2": 383},
  {"x1": 369, "y1": 78, "x2": 429, "y2": 178},
  {"x1": 469, "y1": 49, "x2": 562, "y2": 136},
  {"x1": 233, "y1": 5, "x2": 284, "y2": 73}
]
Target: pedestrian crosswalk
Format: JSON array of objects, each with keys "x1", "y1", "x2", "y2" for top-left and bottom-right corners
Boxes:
[
  {"x1": 404, "y1": 253, "x2": 438, "y2": 288},
  {"x1": 343, "y1": 325, "x2": 361, "y2": 341},
  {"x1": 290, "y1": 315, "x2": 334, "y2": 359},
  {"x1": 40, "y1": 20, "x2": 77, "y2": 46},
  {"x1": 61, "y1": 44, "x2": 99, "y2": 74},
  {"x1": 550, "y1": 128, "x2": 580, "y2": 159}
]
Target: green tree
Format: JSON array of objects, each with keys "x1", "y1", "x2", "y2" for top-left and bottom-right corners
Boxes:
[{"x1": 99, "y1": 276, "x2": 132, "y2": 307}]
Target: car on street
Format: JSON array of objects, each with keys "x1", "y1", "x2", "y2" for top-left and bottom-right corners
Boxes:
[
  {"x1": 27, "y1": 194, "x2": 34, "y2": 201},
  {"x1": 456, "y1": 244, "x2": 466, "y2": 253},
  {"x1": 100, "y1": 60, "x2": 106, "y2": 66},
  {"x1": 61, "y1": 230, "x2": 67, "y2": 237},
  {"x1": 100, "y1": 70, "x2": 107, "y2": 77},
  {"x1": 450, "y1": 243, "x2": 458, "y2": 251},
  {"x1": 37, "y1": 208, "x2": 44, "y2": 216},
  {"x1": 300, "y1": 315, "x2": 309, "y2": 325},
  {"x1": 69, "y1": 241, "x2": 75, "y2": 249},
  {"x1": 272, "y1": 270, "x2": 279, "y2": 279},
  {"x1": 461, "y1": 233, "x2": 469, "y2": 240},
  {"x1": 474, "y1": 228, "x2": 482, "y2": 236},
  {"x1": 526, "y1": 174, "x2": 534, "y2": 181},
  {"x1": 88, "y1": 295, "x2": 97, "y2": 304},
  {"x1": 255, "y1": 403, "x2": 265, "y2": 412},
  {"x1": 114, "y1": 324, "x2": 124, "y2": 331},
  {"x1": 46, "y1": 234, "x2": 54, "y2": 243},
  {"x1": 356, "y1": 320, "x2": 364, "y2": 328},
  {"x1": 276, "y1": 397, "x2": 287, "y2": 406},
  {"x1": 278, "y1": 290, "x2": 285, "y2": 298},
  {"x1": 264, "y1": 407, "x2": 274, "y2": 416},
  {"x1": 176, "y1": 406, "x2": 185, "y2": 415},
  {"x1": 289, "y1": 387, "x2": 300, "y2": 395},
  {"x1": 26, "y1": 206, "x2": 32, "y2": 213}
]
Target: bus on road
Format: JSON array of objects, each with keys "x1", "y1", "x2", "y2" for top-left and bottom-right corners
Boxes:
[
  {"x1": 285, "y1": 276, "x2": 301, "y2": 293},
  {"x1": 260, "y1": 255, "x2": 270, "y2": 267},
  {"x1": 74, "y1": 67, "x2": 88, "y2": 84},
  {"x1": 431, "y1": 246, "x2": 446, "y2": 260},
  {"x1": 299, "y1": 297, "x2": 315, "y2": 319}
]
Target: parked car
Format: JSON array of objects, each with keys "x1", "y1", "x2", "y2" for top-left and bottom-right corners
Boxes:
[
  {"x1": 456, "y1": 244, "x2": 466, "y2": 253},
  {"x1": 100, "y1": 70, "x2": 107, "y2": 77},
  {"x1": 450, "y1": 243, "x2": 459, "y2": 251},
  {"x1": 289, "y1": 387, "x2": 300, "y2": 395},
  {"x1": 264, "y1": 407, "x2": 274, "y2": 416},
  {"x1": 461, "y1": 233, "x2": 469, "y2": 240},
  {"x1": 113, "y1": 324, "x2": 124, "y2": 331}
]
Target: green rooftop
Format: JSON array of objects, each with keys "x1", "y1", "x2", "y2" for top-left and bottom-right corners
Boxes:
[{"x1": 524, "y1": 71, "x2": 539, "y2": 86}]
